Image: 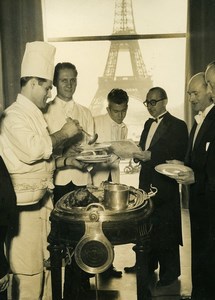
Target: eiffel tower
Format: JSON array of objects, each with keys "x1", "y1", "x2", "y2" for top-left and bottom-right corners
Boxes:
[{"x1": 89, "y1": 0, "x2": 153, "y2": 116}]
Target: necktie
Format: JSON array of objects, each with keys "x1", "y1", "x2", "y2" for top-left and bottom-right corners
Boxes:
[
  {"x1": 194, "y1": 111, "x2": 205, "y2": 124},
  {"x1": 149, "y1": 114, "x2": 165, "y2": 123}
]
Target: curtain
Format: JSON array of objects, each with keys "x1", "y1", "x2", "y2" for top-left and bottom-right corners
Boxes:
[
  {"x1": 185, "y1": 0, "x2": 215, "y2": 128},
  {"x1": 0, "y1": 0, "x2": 44, "y2": 107},
  {"x1": 183, "y1": 0, "x2": 215, "y2": 207},
  {"x1": 188, "y1": 0, "x2": 215, "y2": 75}
]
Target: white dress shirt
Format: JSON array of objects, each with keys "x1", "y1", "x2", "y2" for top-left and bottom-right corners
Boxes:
[
  {"x1": 145, "y1": 112, "x2": 167, "y2": 150},
  {"x1": 193, "y1": 103, "x2": 214, "y2": 147},
  {"x1": 92, "y1": 113, "x2": 128, "y2": 186},
  {"x1": 94, "y1": 113, "x2": 128, "y2": 142}
]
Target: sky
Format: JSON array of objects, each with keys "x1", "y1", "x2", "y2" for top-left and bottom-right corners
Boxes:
[
  {"x1": 43, "y1": 0, "x2": 187, "y2": 38},
  {"x1": 42, "y1": 0, "x2": 187, "y2": 139}
]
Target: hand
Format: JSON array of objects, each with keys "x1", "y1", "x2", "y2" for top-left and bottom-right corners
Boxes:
[
  {"x1": 0, "y1": 273, "x2": 9, "y2": 292},
  {"x1": 65, "y1": 157, "x2": 89, "y2": 170},
  {"x1": 175, "y1": 169, "x2": 195, "y2": 185},
  {"x1": 61, "y1": 118, "x2": 82, "y2": 139},
  {"x1": 63, "y1": 144, "x2": 83, "y2": 157},
  {"x1": 51, "y1": 119, "x2": 83, "y2": 149},
  {"x1": 108, "y1": 153, "x2": 119, "y2": 164},
  {"x1": 133, "y1": 150, "x2": 151, "y2": 162}
]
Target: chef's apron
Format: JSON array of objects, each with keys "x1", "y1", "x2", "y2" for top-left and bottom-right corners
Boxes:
[{"x1": 9, "y1": 191, "x2": 53, "y2": 300}]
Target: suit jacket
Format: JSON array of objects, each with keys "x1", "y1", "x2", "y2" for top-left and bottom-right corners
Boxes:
[
  {"x1": 139, "y1": 112, "x2": 188, "y2": 249},
  {"x1": 0, "y1": 156, "x2": 17, "y2": 278},
  {"x1": 0, "y1": 156, "x2": 17, "y2": 226},
  {"x1": 185, "y1": 105, "x2": 215, "y2": 235}
]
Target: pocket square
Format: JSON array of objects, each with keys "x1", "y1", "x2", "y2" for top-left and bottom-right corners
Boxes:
[{"x1": 206, "y1": 142, "x2": 210, "y2": 151}]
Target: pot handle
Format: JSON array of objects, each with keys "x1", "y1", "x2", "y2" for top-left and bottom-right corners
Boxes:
[
  {"x1": 147, "y1": 185, "x2": 158, "y2": 198},
  {"x1": 128, "y1": 185, "x2": 137, "y2": 194},
  {"x1": 138, "y1": 185, "x2": 158, "y2": 199}
]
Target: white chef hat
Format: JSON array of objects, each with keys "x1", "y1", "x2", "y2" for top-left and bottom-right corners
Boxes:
[{"x1": 21, "y1": 41, "x2": 56, "y2": 81}]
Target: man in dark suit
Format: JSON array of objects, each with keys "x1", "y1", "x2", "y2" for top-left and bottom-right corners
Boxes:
[
  {"x1": 124, "y1": 87, "x2": 188, "y2": 287},
  {"x1": 177, "y1": 71, "x2": 215, "y2": 299},
  {"x1": 0, "y1": 107, "x2": 17, "y2": 300}
]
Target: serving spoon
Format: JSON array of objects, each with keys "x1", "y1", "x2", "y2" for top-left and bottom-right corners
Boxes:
[
  {"x1": 82, "y1": 129, "x2": 98, "y2": 145},
  {"x1": 66, "y1": 117, "x2": 98, "y2": 145}
]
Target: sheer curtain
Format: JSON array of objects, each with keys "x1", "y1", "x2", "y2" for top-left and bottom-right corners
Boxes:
[
  {"x1": 1, "y1": 0, "x2": 215, "y2": 112},
  {"x1": 0, "y1": 0, "x2": 44, "y2": 107}
]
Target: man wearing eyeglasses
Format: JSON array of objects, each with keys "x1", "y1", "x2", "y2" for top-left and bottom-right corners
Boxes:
[{"x1": 124, "y1": 87, "x2": 188, "y2": 288}]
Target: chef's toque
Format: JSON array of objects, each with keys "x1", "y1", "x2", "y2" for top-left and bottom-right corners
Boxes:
[{"x1": 21, "y1": 41, "x2": 56, "y2": 81}]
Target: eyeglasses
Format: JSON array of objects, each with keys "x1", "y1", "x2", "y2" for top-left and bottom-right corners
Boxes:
[{"x1": 143, "y1": 98, "x2": 166, "y2": 107}]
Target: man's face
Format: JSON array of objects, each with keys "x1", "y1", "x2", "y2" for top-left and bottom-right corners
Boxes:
[
  {"x1": 32, "y1": 79, "x2": 53, "y2": 110},
  {"x1": 187, "y1": 78, "x2": 211, "y2": 112},
  {"x1": 145, "y1": 90, "x2": 166, "y2": 118},
  {"x1": 56, "y1": 68, "x2": 77, "y2": 101},
  {"x1": 107, "y1": 102, "x2": 128, "y2": 124},
  {"x1": 205, "y1": 66, "x2": 215, "y2": 101}
]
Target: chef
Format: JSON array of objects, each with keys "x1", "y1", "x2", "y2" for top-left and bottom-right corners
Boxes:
[{"x1": 0, "y1": 41, "x2": 82, "y2": 299}]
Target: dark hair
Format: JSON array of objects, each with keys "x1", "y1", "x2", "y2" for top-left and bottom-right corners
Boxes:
[
  {"x1": 20, "y1": 77, "x2": 47, "y2": 87},
  {"x1": 148, "y1": 87, "x2": 168, "y2": 99},
  {"x1": 107, "y1": 88, "x2": 129, "y2": 104},
  {"x1": 53, "y1": 62, "x2": 78, "y2": 87}
]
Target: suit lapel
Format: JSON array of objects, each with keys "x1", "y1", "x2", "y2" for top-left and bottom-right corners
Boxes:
[
  {"x1": 193, "y1": 106, "x2": 215, "y2": 150},
  {"x1": 149, "y1": 112, "x2": 170, "y2": 148},
  {"x1": 139, "y1": 118, "x2": 153, "y2": 149},
  {"x1": 150, "y1": 121, "x2": 167, "y2": 147},
  {"x1": 140, "y1": 112, "x2": 173, "y2": 150},
  {"x1": 185, "y1": 122, "x2": 197, "y2": 164},
  {"x1": 185, "y1": 106, "x2": 215, "y2": 165}
]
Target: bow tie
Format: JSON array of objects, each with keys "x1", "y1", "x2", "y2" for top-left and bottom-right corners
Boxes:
[
  {"x1": 194, "y1": 111, "x2": 205, "y2": 125},
  {"x1": 149, "y1": 114, "x2": 165, "y2": 123}
]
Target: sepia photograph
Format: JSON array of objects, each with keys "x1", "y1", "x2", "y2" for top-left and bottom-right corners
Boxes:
[{"x1": 0, "y1": 0, "x2": 215, "y2": 299}]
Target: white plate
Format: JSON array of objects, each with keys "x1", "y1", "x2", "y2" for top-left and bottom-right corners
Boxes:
[
  {"x1": 76, "y1": 154, "x2": 111, "y2": 163},
  {"x1": 155, "y1": 163, "x2": 192, "y2": 177},
  {"x1": 81, "y1": 143, "x2": 111, "y2": 151}
]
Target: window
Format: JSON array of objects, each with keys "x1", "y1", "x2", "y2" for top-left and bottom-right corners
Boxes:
[{"x1": 43, "y1": 0, "x2": 187, "y2": 140}]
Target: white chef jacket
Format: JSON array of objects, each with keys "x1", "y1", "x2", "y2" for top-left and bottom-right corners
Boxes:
[
  {"x1": 44, "y1": 96, "x2": 94, "y2": 186},
  {"x1": 0, "y1": 93, "x2": 55, "y2": 278},
  {"x1": 92, "y1": 113, "x2": 128, "y2": 186},
  {"x1": 0, "y1": 94, "x2": 55, "y2": 204}
]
